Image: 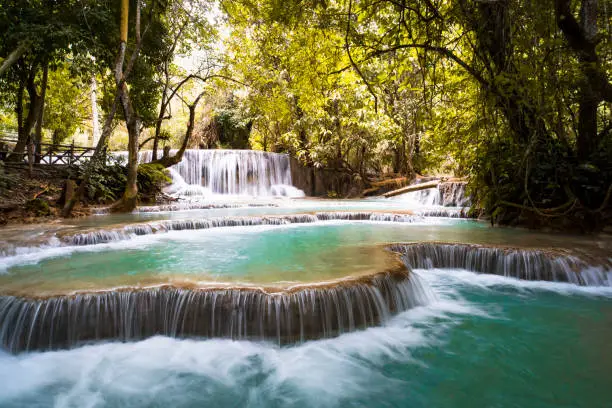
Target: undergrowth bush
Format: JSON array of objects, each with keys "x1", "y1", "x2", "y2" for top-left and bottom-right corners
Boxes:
[{"x1": 79, "y1": 155, "x2": 170, "y2": 204}]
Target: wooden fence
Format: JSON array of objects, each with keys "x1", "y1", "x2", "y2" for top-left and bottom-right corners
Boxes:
[{"x1": 0, "y1": 137, "x2": 97, "y2": 166}]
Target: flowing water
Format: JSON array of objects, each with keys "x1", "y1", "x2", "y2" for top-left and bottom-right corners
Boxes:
[
  {"x1": 117, "y1": 149, "x2": 305, "y2": 198},
  {"x1": 1, "y1": 151, "x2": 611, "y2": 407},
  {"x1": 0, "y1": 266, "x2": 610, "y2": 407}
]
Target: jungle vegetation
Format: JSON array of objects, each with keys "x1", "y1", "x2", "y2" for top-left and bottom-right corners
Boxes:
[{"x1": 0, "y1": 0, "x2": 610, "y2": 231}]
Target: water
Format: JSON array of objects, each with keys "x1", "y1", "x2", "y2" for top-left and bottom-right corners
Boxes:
[
  {"x1": 390, "y1": 182, "x2": 470, "y2": 207},
  {"x1": 1, "y1": 151, "x2": 611, "y2": 406},
  {"x1": 392, "y1": 187, "x2": 442, "y2": 206},
  {"x1": 0, "y1": 269, "x2": 610, "y2": 407},
  {"x1": 120, "y1": 149, "x2": 305, "y2": 198}
]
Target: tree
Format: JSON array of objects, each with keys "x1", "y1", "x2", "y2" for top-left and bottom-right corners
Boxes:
[
  {"x1": 44, "y1": 64, "x2": 90, "y2": 146},
  {"x1": 148, "y1": 0, "x2": 217, "y2": 160},
  {"x1": 222, "y1": 1, "x2": 404, "y2": 181},
  {"x1": 0, "y1": 0, "x2": 97, "y2": 160}
]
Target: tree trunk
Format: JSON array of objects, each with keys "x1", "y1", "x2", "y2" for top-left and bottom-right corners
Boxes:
[
  {"x1": 7, "y1": 74, "x2": 26, "y2": 162},
  {"x1": 113, "y1": 110, "x2": 140, "y2": 213},
  {"x1": 151, "y1": 93, "x2": 204, "y2": 168},
  {"x1": 0, "y1": 41, "x2": 29, "y2": 77},
  {"x1": 112, "y1": 0, "x2": 141, "y2": 213},
  {"x1": 151, "y1": 90, "x2": 167, "y2": 160},
  {"x1": 577, "y1": 85, "x2": 599, "y2": 160},
  {"x1": 62, "y1": 95, "x2": 120, "y2": 217},
  {"x1": 33, "y1": 61, "x2": 49, "y2": 163},
  {"x1": 467, "y1": 0, "x2": 549, "y2": 145},
  {"x1": 63, "y1": 0, "x2": 136, "y2": 217},
  {"x1": 10, "y1": 64, "x2": 42, "y2": 161},
  {"x1": 555, "y1": 0, "x2": 612, "y2": 160},
  {"x1": 151, "y1": 76, "x2": 169, "y2": 160},
  {"x1": 91, "y1": 76, "x2": 100, "y2": 146}
]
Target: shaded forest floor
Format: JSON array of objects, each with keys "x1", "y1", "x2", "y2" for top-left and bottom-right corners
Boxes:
[{"x1": 0, "y1": 164, "x2": 90, "y2": 226}]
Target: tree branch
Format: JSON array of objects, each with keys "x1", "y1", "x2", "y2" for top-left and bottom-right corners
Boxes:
[
  {"x1": 0, "y1": 41, "x2": 30, "y2": 77},
  {"x1": 345, "y1": 0, "x2": 378, "y2": 112},
  {"x1": 366, "y1": 43, "x2": 489, "y2": 89}
]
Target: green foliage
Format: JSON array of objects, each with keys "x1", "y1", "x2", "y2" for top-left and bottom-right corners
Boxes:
[
  {"x1": 84, "y1": 155, "x2": 127, "y2": 204},
  {"x1": 239, "y1": 0, "x2": 611, "y2": 230},
  {"x1": 24, "y1": 198, "x2": 51, "y2": 217},
  {"x1": 137, "y1": 163, "x2": 171, "y2": 200},
  {"x1": 127, "y1": 58, "x2": 164, "y2": 127},
  {"x1": 80, "y1": 156, "x2": 170, "y2": 204},
  {"x1": 210, "y1": 96, "x2": 254, "y2": 149},
  {"x1": 1, "y1": 0, "x2": 610, "y2": 230},
  {"x1": 44, "y1": 64, "x2": 90, "y2": 145},
  {"x1": 224, "y1": 4, "x2": 403, "y2": 176}
]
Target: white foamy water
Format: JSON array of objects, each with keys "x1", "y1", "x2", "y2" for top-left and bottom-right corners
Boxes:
[
  {"x1": 391, "y1": 187, "x2": 442, "y2": 206},
  {"x1": 2, "y1": 267, "x2": 610, "y2": 407},
  {"x1": 421, "y1": 267, "x2": 612, "y2": 297},
  {"x1": 116, "y1": 149, "x2": 305, "y2": 199},
  {"x1": 0, "y1": 269, "x2": 471, "y2": 407}
]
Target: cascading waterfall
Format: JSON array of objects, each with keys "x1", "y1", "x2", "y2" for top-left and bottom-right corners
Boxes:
[
  {"x1": 120, "y1": 149, "x2": 305, "y2": 198},
  {"x1": 0, "y1": 212, "x2": 426, "y2": 257},
  {"x1": 390, "y1": 242, "x2": 612, "y2": 286},
  {"x1": 0, "y1": 268, "x2": 434, "y2": 353},
  {"x1": 137, "y1": 202, "x2": 279, "y2": 213},
  {"x1": 65, "y1": 212, "x2": 424, "y2": 246}
]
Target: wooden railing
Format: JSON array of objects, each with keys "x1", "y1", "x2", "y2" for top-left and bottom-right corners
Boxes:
[{"x1": 0, "y1": 137, "x2": 97, "y2": 166}]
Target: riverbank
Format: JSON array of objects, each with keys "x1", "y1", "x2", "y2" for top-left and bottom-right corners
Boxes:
[{"x1": 0, "y1": 163, "x2": 74, "y2": 225}]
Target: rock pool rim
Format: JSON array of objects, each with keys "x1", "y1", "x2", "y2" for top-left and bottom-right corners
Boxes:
[
  {"x1": 390, "y1": 241, "x2": 612, "y2": 286},
  {"x1": 1, "y1": 241, "x2": 610, "y2": 354},
  {"x1": 58, "y1": 211, "x2": 427, "y2": 246},
  {"x1": 0, "y1": 265, "x2": 432, "y2": 353},
  {"x1": 0, "y1": 210, "x2": 470, "y2": 256},
  {"x1": 2, "y1": 240, "x2": 610, "y2": 300},
  {"x1": 0, "y1": 253, "x2": 408, "y2": 298}
]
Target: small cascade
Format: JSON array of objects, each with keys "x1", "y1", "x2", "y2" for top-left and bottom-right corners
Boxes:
[
  {"x1": 390, "y1": 242, "x2": 612, "y2": 286},
  {"x1": 0, "y1": 269, "x2": 434, "y2": 353},
  {"x1": 392, "y1": 181, "x2": 470, "y2": 208},
  {"x1": 392, "y1": 188, "x2": 441, "y2": 206},
  {"x1": 122, "y1": 149, "x2": 304, "y2": 197},
  {"x1": 65, "y1": 212, "x2": 424, "y2": 246},
  {"x1": 413, "y1": 208, "x2": 468, "y2": 218},
  {"x1": 439, "y1": 182, "x2": 470, "y2": 207},
  {"x1": 137, "y1": 202, "x2": 278, "y2": 213}
]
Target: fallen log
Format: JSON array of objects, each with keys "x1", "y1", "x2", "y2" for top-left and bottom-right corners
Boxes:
[{"x1": 382, "y1": 180, "x2": 439, "y2": 198}]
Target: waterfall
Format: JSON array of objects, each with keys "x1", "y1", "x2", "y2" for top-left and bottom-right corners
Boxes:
[
  {"x1": 391, "y1": 181, "x2": 470, "y2": 208},
  {"x1": 390, "y1": 242, "x2": 612, "y2": 286},
  {"x1": 0, "y1": 269, "x2": 434, "y2": 353},
  {"x1": 392, "y1": 188, "x2": 441, "y2": 206},
  {"x1": 64, "y1": 212, "x2": 424, "y2": 246},
  {"x1": 119, "y1": 149, "x2": 305, "y2": 198},
  {"x1": 137, "y1": 202, "x2": 279, "y2": 213}
]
